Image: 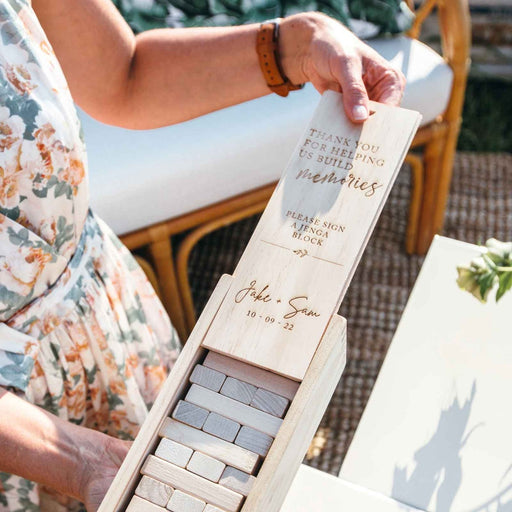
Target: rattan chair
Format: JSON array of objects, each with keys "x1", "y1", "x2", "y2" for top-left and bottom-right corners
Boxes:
[{"x1": 104, "y1": 0, "x2": 471, "y2": 340}]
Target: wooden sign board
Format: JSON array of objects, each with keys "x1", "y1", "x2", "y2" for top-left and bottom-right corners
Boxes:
[{"x1": 204, "y1": 91, "x2": 421, "y2": 380}]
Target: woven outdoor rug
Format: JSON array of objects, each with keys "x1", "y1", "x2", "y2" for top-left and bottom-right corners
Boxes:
[{"x1": 186, "y1": 151, "x2": 512, "y2": 475}]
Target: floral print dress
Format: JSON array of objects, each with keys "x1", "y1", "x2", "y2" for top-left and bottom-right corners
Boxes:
[{"x1": 0, "y1": 0, "x2": 180, "y2": 509}]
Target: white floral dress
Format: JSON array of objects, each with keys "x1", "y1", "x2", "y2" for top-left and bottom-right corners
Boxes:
[{"x1": 0, "y1": 0, "x2": 181, "y2": 509}]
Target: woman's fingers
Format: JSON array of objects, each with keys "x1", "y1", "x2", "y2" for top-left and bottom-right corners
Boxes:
[
  {"x1": 363, "y1": 53, "x2": 406, "y2": 106},
  {"x1": 332, "y1": 53, "x2": 370, "y2": 123}
]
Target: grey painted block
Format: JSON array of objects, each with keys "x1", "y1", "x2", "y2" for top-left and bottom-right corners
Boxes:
[
  {"x1": 220, "y1": 377, "x2": 257, "y2": 405},
  {"x1": 219, "y1": 466, "x2": 256, "y2": 497},
  {"x1": 250, "y1": 388, "x2": 289, "y2": 418},
  {"x1": 190, "y1": 364, "x2": 226, "y2": 392},
  {"x1": 172, "y1": 400, "x2": 209, "y2": 429},
  {"x1": 135, "y1": 476, "x2": 173, "y2": 507},
  {"x1": 203, "y1": 412, "x2": 240, "y2": 442},
  {"x1": 155, "y1": 438, "x2": 193, "y2": 468},
  {"x1": 166, "y1": 490, "x2": 205, "y2": 512},
  {"x1": 235, "y1": 426, "x2": 273, "y2": 457}
]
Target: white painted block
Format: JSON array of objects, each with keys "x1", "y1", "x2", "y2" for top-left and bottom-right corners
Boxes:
[
  {"x1": 186, "y1": 384, "x2": 283, "y2": 437},
  {"x1": 190, "y1": 364, "x2": 226, "y2": 392},
  {"x1": 234, "y1": 426, "x2": 273, "y2": 457},
  {"x1": 159, "y1": 418, "x2": 259, "y2": 474},
  {"x1": 203, "y1": 506, "x2": 227, "y2": 512},
  {"x1": 187, "y1": 451, "x2": 226, "y2": 483},
  {"x1": 220, "y1": 467, "x2": 256, "y2": 497},
  {"x1": 220, "y1": 377, "x2": 257, "y2": 405},
  {"x1": 250, "y1": 388, "x2": 289, "y2": 418},
  {"x1": 172, "y1": 401, "x2": 209, "y2": 429},
  {"x1": 166, "y1": 490, "x2": 205, "y2": 512},
  {"x1": 203, "y1": 352, "x2": 299, "y2": 400},
  {"x1": 135, "y1": 476, "x2": 173, "y2": 507},
  {"x1": 126, "y1": 495, "x2": 167, "y2": 512},
  {"x1": 155, "y1": 438, "x2": 193, "y2": 468},
  {"x1": 142, "y1": 455, "x2": 243, "y2": 512},
  {"x1": 203, "y1": 412, "x2": 240, "y2": 442}
]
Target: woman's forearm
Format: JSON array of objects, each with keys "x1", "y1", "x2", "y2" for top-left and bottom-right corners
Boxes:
[
  {"x1": 34, "y1": 0, "x2": 404, "y2": 129},
  {"x1": 33, "y1": 0, "x2": 313, "y2": 129},
  {"x1": 0, "y1": 387, "x2": 127, "y2": 508}
]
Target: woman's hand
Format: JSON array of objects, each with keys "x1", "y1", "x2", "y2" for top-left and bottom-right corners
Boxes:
[
  {"x1": 0, "y1": 387, "x2": 131, "y2": 512},
  {"x1": 281, "y1": 13, "x2": 406, "y2": 123},
  {"x1": 80, "y1": 436, "x2": 132, "y2": 511}
]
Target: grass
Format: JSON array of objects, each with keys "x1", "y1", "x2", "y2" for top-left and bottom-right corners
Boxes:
[{"x1": 458, "y1": 76, "x2": 512, "y2": 152}]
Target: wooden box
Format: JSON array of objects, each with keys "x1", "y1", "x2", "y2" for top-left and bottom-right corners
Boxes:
[{"x1": 99, "y1": 91, "x2": 421, "y2": 512}]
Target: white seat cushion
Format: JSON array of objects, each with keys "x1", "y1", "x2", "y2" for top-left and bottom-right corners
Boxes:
[{"x1": 81, "y1": 36, "x2": 452, "y2": 235}]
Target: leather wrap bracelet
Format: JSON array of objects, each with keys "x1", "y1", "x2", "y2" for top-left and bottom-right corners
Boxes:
[{"x1": 256, "y1": 19, "x2": 305, "y2": 97}]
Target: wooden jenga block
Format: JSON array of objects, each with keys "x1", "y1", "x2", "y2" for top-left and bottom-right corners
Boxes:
[
  {"x1": 142, "y1": 456, "x2": 243, "y2": 512},
  {"x1": 204, "y1": 506, "x2": 227, "y2": 512},
  {"x1": 185, "y1": 384, "x2": 282, "y2": 437},
  {"x1": 172, "y1": 401, "x2": 209, "y2": 429},
  {"x1": 234, "y1": 426, "x2": 273, "y2": 457},
  {"x1": 220, "y1": 377, "x2": 257, "y2": 405},
  {"x1": 203, "y1": 412, "x2": 240, "y2": 442},
  {"x1": 155, "y1": 438, "x2": 193, "y2": 468},
  {"x1": 159, "y1": 418, "x2": 259, "y2": 474},
  {"x1": 190, "y1": 365, "x2": 226, "y2": 392},
  {"x1": 219, "y1": 467, "x2": 256, "y2": 497},
  {"x1": 166, "y1": 490, "x2": 205, "y2": 512},
  {"x1": 135, "y1": 476, "x2": 173, "y2": 507},
  {"x1": 203, "y1": 352, "x2": 299, "y2": 401},
  {"x1": 126, "y1": 496, "x2": 167, "y2": 512},
  {"x1": 187, "y1": 452, "x2": 226, "y2": 483},
  {"x1": 250, "y1": 389, "x2": 289, "y2": 418}
]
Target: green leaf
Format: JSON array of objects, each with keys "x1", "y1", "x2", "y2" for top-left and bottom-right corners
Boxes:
[
  {"x1": 477, "y1": 270, "x2": 496, "y2": 302},
  {"x1": 497, "y1": 271, "x2": 512, "y2": 302}
]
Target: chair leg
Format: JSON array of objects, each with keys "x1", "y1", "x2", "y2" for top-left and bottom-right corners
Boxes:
[
  {"x1": 430, "y1": 120, "x2": 461, "y2": 242},
  {"x1": 404, "y1": 153, "x2": 424, "y2": 255},
  {"x1": 414, "y1": 130, "x2": 447, "y2": 254},
  {"x1": 147, "y1": 226, "x2": 188, "y2": 343}
]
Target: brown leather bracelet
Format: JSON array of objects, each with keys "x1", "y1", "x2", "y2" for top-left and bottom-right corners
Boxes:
[{"x1": 256, "y1": 19, "x2": 304, "y2": 98}]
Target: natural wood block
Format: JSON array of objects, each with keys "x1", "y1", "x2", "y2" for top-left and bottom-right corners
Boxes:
[
  {"x1": 135, "y1": 476, "x2": 173, "y2": 507},
  {"x1": 203, "y1": 352, "x2": 299, "y2": 401},
  {"x1": 250, "y1": 388, "x2": 289, "y2": 418},
  {"x1": 186, "y1": 384, "x2": 282, "y2": 437},
  {"x1": 234, "y1": 426, "x2": 273, "y2": 457},
  {"x1": 142, "y1": 456, "x2": 243, "y2": 512},
  {"x1": 126, "y1": 496, "x2": 167, "y2": 512},
  {"x1": 220, "y1": 377, "x2": 257, "y2": 405},
  {"x1": 203, "y1": 412, "x2": 240, "y2": 442},
  {"x1": 166, "y1": 490, "x2": 205, "y2": 512},
  {"x1": 187, "y1": 451, "x2": 226, "y2": 483},
  {"x1": 172, "y1": 401, "x2": 209, "y2": 429},
  {"x1": 203, "y1": 506, "x2": 227, "y2": 512},
  {"x1": 155, "y1": 438, "x2": 193, "y2": 468},
  {"x1": 219, "y1": 467, "x2": 256, "y2": 497},
  {"x1": 190, "y1": 364, "x2": 226, "y2": 392},
  {"x1": 159, "y1": 418, "x2": 259, "y2": 474}
]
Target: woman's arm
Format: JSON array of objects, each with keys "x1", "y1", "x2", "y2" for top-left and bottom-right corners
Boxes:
[
  {"x1": 32, "y1": 0, "x2": 404, "y2": 128},
  {"x1": 0, "y1": 387, "x2": 129, "y2": 511}
]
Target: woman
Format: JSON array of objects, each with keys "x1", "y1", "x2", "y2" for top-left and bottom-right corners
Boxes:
[{"x1": 0, "y1": 0, "x2": 405, "y2": 510}]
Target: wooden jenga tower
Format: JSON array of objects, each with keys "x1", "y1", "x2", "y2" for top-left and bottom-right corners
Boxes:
[{"x1": 99, "y1": 91, "x2": 421, "y2": 512}]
